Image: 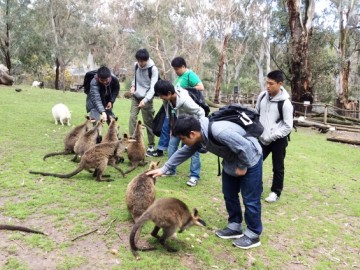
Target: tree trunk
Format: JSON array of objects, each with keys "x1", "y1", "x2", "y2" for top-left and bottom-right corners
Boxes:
[
  {"x1": 214, "y1": 31, "x2": 231, "y2": 104},
  {"x1": 55, "y1": 57, "x2": 60, "y2": 90},
  {"x1": 0, "y1": 0, "x2": 12, "y2": 73},
  {"x1": 287, "y1": 0, "x2": 315, "y2": 103}
]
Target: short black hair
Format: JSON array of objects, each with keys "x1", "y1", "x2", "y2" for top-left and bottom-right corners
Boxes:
[
  {"x1": 154, "y1": 80, "x2": 175, "y2": 96},
  {"x1": 267, "y1": 70, "x2": 284, "y2": 83},
  {"x1": 97, "y1": 66, "x2": 111, "y2": 79},
  {"x1": 135, "y1": 49, "x2": 150, "y2": 61},
  {"x1": 171, "y1": 57, "x2": 187, "y2": 68},
  {"x1": 172, "y1": 114, "x2": 201, "y2": 137}
]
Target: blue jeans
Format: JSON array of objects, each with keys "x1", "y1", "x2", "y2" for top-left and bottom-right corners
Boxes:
[
  {"x1": 222, "y1": 157, "x2": 263, "y2": 236},
  {"x1": 157, "y1": 117, "x2": 170, "y2": 151},
  {"x1": 167, "y1": 135, "x2": 201, "y2": 179}
]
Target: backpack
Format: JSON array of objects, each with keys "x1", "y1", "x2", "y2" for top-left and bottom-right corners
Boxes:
[
  {"x1": 135, "y1": 64, "x2": 160, "y2": 96},
  {"x1": 185, "y1": 87, "x2": 210, "y2": 117},
  {"x1": 259, "y1": 93, "x2": 297, "y2": 140},
  {"x1": 207, "y1": 104, "x2": 264, "y2": 176},
  {"x1": 83, "y1": 70, "x2": 97, "y2": 94}
]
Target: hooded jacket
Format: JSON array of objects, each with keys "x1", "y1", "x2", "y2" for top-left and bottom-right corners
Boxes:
[
  {"x1": 160, "y1": 117, "x2": 262, "y2": 177},
  {"x1": 86, "y1": 75, "x2": 119, "y2": 114},
  {"x1": 131, "y1": 59, "x2": 158, "y2": 103},
  {"x1": 255, "y1": 87, "x2": 293, "y2": 145},
  {"x1": 163, "y1": 87, "x2": 205, "y2": 119}
]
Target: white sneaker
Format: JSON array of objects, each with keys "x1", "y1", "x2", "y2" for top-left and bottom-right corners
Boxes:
[
  {"x1": 186, "y1": 177, "x2": 199, "y2": 187},
  {"x1": 265, "y1": 192, "x2": 279, "y2": 203}
]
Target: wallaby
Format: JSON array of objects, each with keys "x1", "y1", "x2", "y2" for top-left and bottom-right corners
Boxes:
[
  {"x1": 126, "y1": 161, "x2": 160, "y2": 222},
  {"x1": 0, "y1": 224, "x2": 45, "y2": 235},
  {"x1": 129, "y1": 197, "x2": 206, "y2": 260},
  {"x1": 102, "y1": 117, "x2": 125, "y2": 165},
  {"x1": 125, "y1": 120, "x2": 147, "y2": 174},
  {"x1": 72, "y1": 119, "x2": 104, "y2": 161},
  {"x1": 43, "y1": 116, "x2": 93, "y2": 161},
  {"x1": 30, "y1": 141, "x2": 126, "y2": 181}
]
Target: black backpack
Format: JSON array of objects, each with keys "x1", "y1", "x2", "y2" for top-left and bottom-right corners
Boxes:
[
  {"x1": 208, "y1": 104, "x2": 264, "y2": 139},
  {"x1": 185, "y1": 87, "x2": 210, "y2": 117},
  {"x1": 207, "y1": 104, "x2": 264, "y2": 176},
  {"x1": 83, "y1": 70, "x2": 97, "y2": 94}
]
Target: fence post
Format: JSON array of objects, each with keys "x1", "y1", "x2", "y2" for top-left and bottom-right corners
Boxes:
[{"x1": 324, "y1": 105, "x2": 328, "y2": 124}]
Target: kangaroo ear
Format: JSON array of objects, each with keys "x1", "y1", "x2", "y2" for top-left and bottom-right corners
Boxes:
[
  {"x1": 193, "y1": 208, "x2": 198, "y2": 217},
  {"x1": 156, "y1": 160, "x2": 161, "y2": 167}
]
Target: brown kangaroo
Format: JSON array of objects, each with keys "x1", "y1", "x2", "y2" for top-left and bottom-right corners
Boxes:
[
  {"x1": 43, "y1": 116, "x2": 93, "y2": 160},
  {"x1": 126, "y1": 161, "x2": 160, "y2": 222},
  {"x1": 0, "y1": 224, "x2": 45, "y2": 235},
  {"x1": 129, "y1": 197, "x2": 206, "y2": 260},
  {"x1": 30, "y1": 141, "x2": 126, "y2": 181},
  {"x1": 125, "y1": 120, "x2": 147, "y2": 174},
  {"x1": 72, "y1": 119, "x2": 104, "y2": 161}
]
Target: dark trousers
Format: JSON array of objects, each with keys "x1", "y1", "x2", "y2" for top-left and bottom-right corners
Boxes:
[
  {"x1": 222, "y1": 157, "x2": 263, "y2": 236},
  {"x1": 261, "y1": 137, "x2": 288, "y2": 197}
]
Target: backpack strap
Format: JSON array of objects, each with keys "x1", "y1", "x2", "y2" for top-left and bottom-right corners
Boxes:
[
  {"x1": 276, "y1": 100, "x2": 285, "y2": 123},
  {"x1": 208, "y1": 121, "x2": 222, "y2": 176},
  {"x1": 134, "y1": 64, "x2": 138, "y2": 91}
]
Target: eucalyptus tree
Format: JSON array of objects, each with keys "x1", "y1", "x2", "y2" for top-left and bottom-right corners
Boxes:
[
  {"x1": 0, "y1": 0, "x2": 37, "y2": 74},
  {"x1": 286, "y1": 0, "x2": 315, "y2": 103},
  {"x1": 331, "y1": 0, "x2": 359, "y2": 108}
]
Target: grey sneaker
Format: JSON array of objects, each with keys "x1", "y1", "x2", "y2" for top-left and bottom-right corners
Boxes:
[
  {"x1": 215, "y1": 227, "x2": 243, "y2": 239},
  {"x1": 233, "y1": 235, "x2": 261, "y2": 249},
  {"x1": 186, "y1": 177, "x2": 199, "y2": 187},
  {"x1": 161, "y1": 170, "x2": 176, "y2": 177},
  {"x1": 265, "y1": 192, "x2": 279, "y2": 203}
]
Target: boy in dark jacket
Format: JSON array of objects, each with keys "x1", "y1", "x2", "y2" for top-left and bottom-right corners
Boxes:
[{"x1": 86, "y1": 66, "x2": 119, "y2": 124}]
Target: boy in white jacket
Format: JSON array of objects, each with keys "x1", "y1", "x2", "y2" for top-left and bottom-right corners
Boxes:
[
  {"x1": 154, "y1": 80, "x2": 205, "y2": 186},
  {"x1": 256, "y1": 70, "x2": 293, "y2": 203}
]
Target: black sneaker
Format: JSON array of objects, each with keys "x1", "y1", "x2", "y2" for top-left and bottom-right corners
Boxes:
[
  {"x1": 146, "y1": 150, "x2": 164, "y2": 157},
  {"x1": 232, "y1": 235, "x2": 261, "y2": 249},
  {"x1": 215, "y1": 227, "x2": 243, "y2": 239}
]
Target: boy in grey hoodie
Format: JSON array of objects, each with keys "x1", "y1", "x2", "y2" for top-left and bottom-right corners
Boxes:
[
  {"x1": 146, "y1": 114, "x2": 263, "y2": 249},
  {"x1": 255, "y1": 70, "x2": 293, "y2": 203},
  {"x1": 129, "y1": 49, "x2": 158, "y2": 151}
]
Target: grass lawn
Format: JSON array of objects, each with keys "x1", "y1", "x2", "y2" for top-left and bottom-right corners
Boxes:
[{"x1": 0, "y1": 85, "x2": 359, "y2": 270}]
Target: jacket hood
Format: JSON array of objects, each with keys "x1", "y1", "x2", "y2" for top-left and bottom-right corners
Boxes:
[
  {"x1": 267, "y1": 86, "x2": 290, "y2": 102},
  {"x1": 137, "y1": 58, "x2": 155, "y2": 69}
]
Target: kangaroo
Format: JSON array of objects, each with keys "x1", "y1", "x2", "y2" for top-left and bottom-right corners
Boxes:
[
  {"x1": 0, "y1": 224, "x2": 45, "y2": 235},
  {"x1": 129, "y1": 197, "x2": 206, "y2": 260},
  {"x1": 30, "y1": 141, "x2": 126, "y2": 181},
  {"x1": 72, "y1": 119, "x2": 104, "y2": 161},
  {"x1": 125, "y1": 120, "x2": 147, "y2": 174},
  {"x1": 126, "y1": 161, "x2": 160, "y2": 222},
  {"x1": 43, "y1": 116, "x2": 93, "y2": 160}
]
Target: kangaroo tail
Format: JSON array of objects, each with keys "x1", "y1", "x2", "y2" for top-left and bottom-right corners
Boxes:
[
  {"x1": 130, "y1": 212, "x2": 150, "y2": 259},
  {"x1": 0, "y1": 224, "x2": 46, "y2": 235},
  {"x1": 29, "y1": 166, "x2": 83, "y2": 178},
  {"x1": 43, "y1": 150, "x2": 72, "y2": 161}
]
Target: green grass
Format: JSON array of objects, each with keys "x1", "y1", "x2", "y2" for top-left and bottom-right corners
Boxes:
[{"x1": 0, "y1": 85, "x2": 359, "y2": 269}]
